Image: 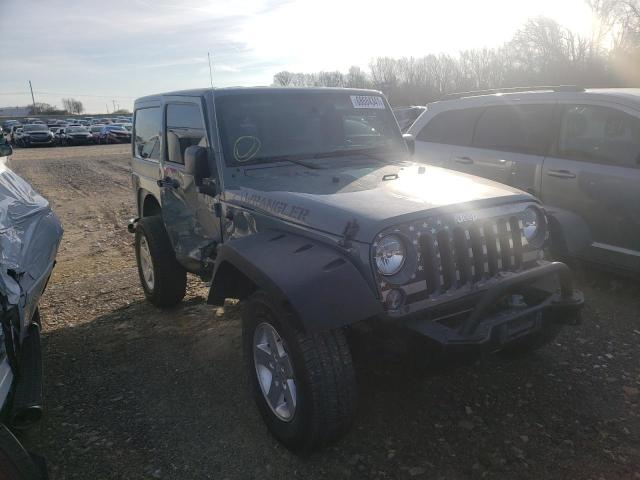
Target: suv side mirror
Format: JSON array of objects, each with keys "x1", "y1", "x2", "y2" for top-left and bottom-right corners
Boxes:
[
  {"x1": 403, "y1": 133, "x2": 415, "y2": 156},
  {"x1": 184, "y1": 145, "x2": 216, "y2": 195},
  {"x1": 0, "y1": 142, "x2": 12, "y2": 157}
]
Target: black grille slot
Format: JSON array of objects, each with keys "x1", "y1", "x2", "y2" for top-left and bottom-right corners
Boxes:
[
  {"x1": 453, "y1": 227, "x2": 471, "y2": 285},
  {"x1": 467, "y1": 226, "x2": 485, "y2": 281},
  {"x1": 437, "y1": 230, "x2": 455, "y2": 291},
  {"x1": 483, "y1": 222, "x2": 499, "y2": 276},
  {"x1": 510, "y1": 216, "x2": 523, "y2": 268},
  {"x1": 497, "y1": 219, "x2": 512, "y2": 270},
  {"x1": 419, "y1": 233, "x2": 439, "y2": 294}
]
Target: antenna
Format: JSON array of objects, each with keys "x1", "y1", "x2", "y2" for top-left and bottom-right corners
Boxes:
[{"x1": 208, "y1": 52, "x2": 214, "y2": 89}]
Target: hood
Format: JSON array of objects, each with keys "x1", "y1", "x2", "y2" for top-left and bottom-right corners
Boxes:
[{"x1": 224, "y1": 161, "x2": 533, "y2": 242}]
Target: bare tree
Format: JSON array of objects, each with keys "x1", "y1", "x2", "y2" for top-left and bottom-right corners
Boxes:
[
  {"x1": 62, "y1": 98, "x2": 84, "y2": 114},
  {"x1": 272, "y1": 10, "x2": 638, "y2": 106},
  {"x1": 273, "y1": 71, "x2": 297, "y2": 86}
]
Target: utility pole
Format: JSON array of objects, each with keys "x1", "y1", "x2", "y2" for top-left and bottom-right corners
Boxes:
[
  {"x1": 106, "y1": 103, "x2": 110, "y2": 114},
  {"x1": 28, "y1": 80, "x2": 36, "y2": 114},
  {"x1": 208, "y1": 52, "x2": 214, "y2": 89},
  {"x1": 112, "y1": 100, "x2": 116, "y2": 112}
]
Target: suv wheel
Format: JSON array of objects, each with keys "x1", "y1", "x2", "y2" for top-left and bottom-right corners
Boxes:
[
  {"x1": 134, "y1": 216, "x2": 186, "y2": 308},
  {"x1": 243, "y1": 290, "x2": 356, "y2": 452}
]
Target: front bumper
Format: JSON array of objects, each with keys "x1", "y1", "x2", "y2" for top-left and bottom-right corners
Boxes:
[
  {"x1": 23, "y1": 138, "x2": 54, "y2": 146},
  {"x1": 401, "y1": 262, "x2": 583, "y2": 349}
]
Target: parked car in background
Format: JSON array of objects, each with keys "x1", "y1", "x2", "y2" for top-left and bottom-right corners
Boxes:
[
  {"x1": 89, "y1": 124, "x2": 105, "y2": 143},
  {"x1": 1, "y1": 120, "x2": 20, "y2": 135},
  {"x1": 10, "y1": 126, "x2": 23, "y2": 144},
  {"x1": 19, "y1": 124, "x2": 55, "y2": 147},
  {"x1": 56, "y1": 126, "x2": 93, "y2": 146},
  {"x1": 99, "y1": 124, "x2": 131, "y2": 144},
  {"x1": 408, "y1": 86, "x2": 640, "y2": 274}
]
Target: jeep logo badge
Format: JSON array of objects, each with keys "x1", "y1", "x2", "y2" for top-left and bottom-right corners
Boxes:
[{"x1": 455, "y1": 212, "x2": 478, "y2": 223}]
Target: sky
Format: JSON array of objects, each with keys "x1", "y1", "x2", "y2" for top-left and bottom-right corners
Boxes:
[{"x1": 0, "y1": 0, "x2": 598, "y2": 113}]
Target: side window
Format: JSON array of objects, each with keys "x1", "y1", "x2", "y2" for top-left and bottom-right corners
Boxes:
[
  {"x1": 134, "y1": 107, "x2": 162, "y2": 160},
  {"x1": 473, "y1": 105, "x2": 553, "y2": 155},
  {"x1": 416, "y1": 108, "x2": 481, "y2": 146},
  {"x1": 165, "y1": 103, "x2": 208, "y2": 165},
  {"x1": 557, "y1": 105, "x2": 640, "y2": 168}
]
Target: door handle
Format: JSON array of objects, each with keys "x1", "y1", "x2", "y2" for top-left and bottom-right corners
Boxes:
[
  {"x1": 157, "y1": 176, "x2": 180, "y2": 188},
  {"x1": 454, "y1": 156, "x2": 473, "y2": 164},
  {"x1": 547, "y1": 169, "x2": 576, "y2": 179}
]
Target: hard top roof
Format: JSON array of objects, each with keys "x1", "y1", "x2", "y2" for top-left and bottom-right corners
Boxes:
[{"x1": 134, "y1": 86, "x2": 384, "y2": 107}]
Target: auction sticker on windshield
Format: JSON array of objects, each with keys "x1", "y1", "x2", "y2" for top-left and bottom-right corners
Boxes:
[{"x1": 350, "y1": 95, "x2": 385, "y2": 109}]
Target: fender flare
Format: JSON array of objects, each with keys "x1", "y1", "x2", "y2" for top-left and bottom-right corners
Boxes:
[
  {"x1": 207, "y1": 231, "x2": 383, "y2": 332},
  {"x1": 544, "y1": 206, "x2": 592, "y2": 258}
]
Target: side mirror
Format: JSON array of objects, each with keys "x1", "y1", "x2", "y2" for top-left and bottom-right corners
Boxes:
[
  {"x1": 0, "y1": 142, "x2": 12, "y2": 157},
  {"x1": 184, "y1": 145, "x2": 216, "y2": 195},
  {"x1": 403, "y1": 133, "x2": 415, "y2": 156}
]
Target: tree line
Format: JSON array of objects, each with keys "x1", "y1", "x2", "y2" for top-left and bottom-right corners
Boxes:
[{"x1": 273, "y1": 1, "x2": 640, "y2": 105}]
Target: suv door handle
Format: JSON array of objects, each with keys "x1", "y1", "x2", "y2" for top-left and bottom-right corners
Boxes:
[
  {"x1": 547, "y1": 169, "x2": 576, "y2": 179},
  {"x1": 454, "y1": 156, "x2": 473, "y2": 164},
  {"x1": 157, "y1": 176, "x2": 180, "y2": 188}
]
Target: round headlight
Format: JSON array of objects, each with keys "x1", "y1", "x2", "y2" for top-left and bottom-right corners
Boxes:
[
  {"x1": 522, "y1": 207, "x2": 542, "y2": 242},
  {"x1": 375, "y1": 234, "x2": 406, "y2": 276}
]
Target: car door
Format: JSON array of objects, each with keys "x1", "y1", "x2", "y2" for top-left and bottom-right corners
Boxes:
[
  {"x1": 461, "y1": 103, "x2": 555, "y2": 191},
  {"x1": 542, "y1": 102, "x2": 640, "y2": 271},
  {"x1": 412, "y1": 107, "x2": 483, "y2": 169},
  {"x1": 159, "y1": 97, "x2": 222, "y2": 273}
]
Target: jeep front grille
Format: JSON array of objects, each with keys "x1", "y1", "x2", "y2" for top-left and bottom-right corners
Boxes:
[{"x1": 419, "y1": 217, "x2": 529, "y2": 294}]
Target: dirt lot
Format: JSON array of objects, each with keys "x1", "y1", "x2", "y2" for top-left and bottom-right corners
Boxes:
[{"x1": 6, "y1": 144, "x2": 640, "y2": 479}]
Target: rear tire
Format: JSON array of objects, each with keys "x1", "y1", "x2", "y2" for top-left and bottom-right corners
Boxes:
[
  {"x1": 135, "y1": 216, "x2": 186, "y2": 308},
  {"x1": 243, "y1": 290, "x2": 356, "y2": 452}
]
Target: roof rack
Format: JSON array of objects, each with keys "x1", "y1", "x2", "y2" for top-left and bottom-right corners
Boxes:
[{"x1": 441, "y1": 85, "x2": 585, "y2": 100}]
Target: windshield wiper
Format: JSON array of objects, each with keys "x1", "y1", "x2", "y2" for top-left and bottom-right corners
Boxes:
[
  {"x1": 313, "y1": 147, "x2": 404, "y2": 165},
  {"x1": 250, "y1": 155, "x2": 324, "y2": 170}
]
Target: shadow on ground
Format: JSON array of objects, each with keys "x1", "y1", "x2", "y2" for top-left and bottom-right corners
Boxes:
[{"x1": 16, "y1": 270, "x2": 640, "y2": 480}]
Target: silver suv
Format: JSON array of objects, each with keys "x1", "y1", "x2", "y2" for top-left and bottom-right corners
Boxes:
[{"x1": 408, "y1": 87, "x2": 640, "y2": 274}]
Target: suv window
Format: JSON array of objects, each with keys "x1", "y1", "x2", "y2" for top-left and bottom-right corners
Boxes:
[
  {"x1": 416, "y1": 108, "x2": 481, "y2": 146},
  {"x1": 473, "y1": 105, "x2": 553, "y2": 155},
  {"x1": 557, "y1": 105, "x2": 640, "y2": 168},
  {"x1": 134, "y1": 107, "x2": 161, "y2": 160},
  {"x1": 165, "y1": 103, "x2": 208, "y2": 165}
]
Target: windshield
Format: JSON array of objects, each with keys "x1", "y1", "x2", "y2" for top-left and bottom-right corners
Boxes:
[
  {"x1": 106, "y1": 125, "x2": 126, "y2": 131},
  {"x1": 67, "y1": 126, "x2": 88, "y2": 133},
  {"x1": 24, "y1": 124, "x2": 49, "y2": 132},
  {"x1": 215, "y1": 91, "x2": 405, "y2": 166},
  {"x1": 91, "y1": 125, "x2": 104, "y2": 132}
]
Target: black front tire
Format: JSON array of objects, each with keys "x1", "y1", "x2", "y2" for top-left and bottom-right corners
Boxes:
[
  {"x1": 243, "y1": 290, "x2": 357, "y2": 452},
  {"x1": 134, "y1": 216, "x2": 186, "y2": 308}
]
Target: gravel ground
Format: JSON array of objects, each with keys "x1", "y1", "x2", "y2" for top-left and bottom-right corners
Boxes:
[{"x1": 6, "y1": 144, "x2": 640, "y2": 479}]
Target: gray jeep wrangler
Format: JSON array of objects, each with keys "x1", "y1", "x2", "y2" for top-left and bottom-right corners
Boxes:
[{"x1": 129, "y1": 87, "x2": 583, "y2": 452}]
